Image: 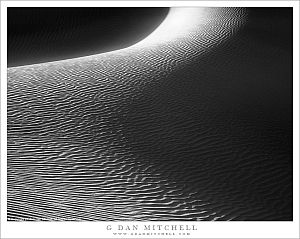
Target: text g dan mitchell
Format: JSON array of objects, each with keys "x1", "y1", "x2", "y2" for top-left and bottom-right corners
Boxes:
[{"x1": 106, "y1": 224, "x2": 197, "y2": 231}]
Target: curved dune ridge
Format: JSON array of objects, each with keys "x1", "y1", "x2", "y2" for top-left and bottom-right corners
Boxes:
[
  {"x1": 7, "y1": 7, "x2": 292, "y2": 221},
  {"x1": 8, "y1": 8, "x2": 169, "y2": 67}
]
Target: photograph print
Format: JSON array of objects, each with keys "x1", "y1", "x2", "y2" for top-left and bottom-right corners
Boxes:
[{"x1": 7, "y1": 6, "x2": 293, "y2": 222}]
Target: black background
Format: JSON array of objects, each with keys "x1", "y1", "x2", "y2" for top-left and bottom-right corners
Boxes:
[{"x1": 8, "y1": 7, "x2": 169, "y2": 67}]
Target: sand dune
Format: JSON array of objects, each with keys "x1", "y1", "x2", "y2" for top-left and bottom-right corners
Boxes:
[
  {"x1": 7, "y1": 7, "x2": 292, "y2": 221},
  {"x1": 8, "y1": 7, "x2": 169, "y2": 67}
]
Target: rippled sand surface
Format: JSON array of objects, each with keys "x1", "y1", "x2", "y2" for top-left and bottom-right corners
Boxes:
[{"x1": 7, "y1": 8, "x2": 292, "y2": 221}]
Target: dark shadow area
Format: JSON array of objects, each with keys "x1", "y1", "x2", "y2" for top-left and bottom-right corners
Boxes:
[{"x1": 8, "y1": 7, "x2": 169, "y2": 67}]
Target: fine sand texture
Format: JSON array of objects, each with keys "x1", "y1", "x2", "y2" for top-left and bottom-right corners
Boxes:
[{"x1": 7, "y1": 7, "x2": 292, "y2": 221}]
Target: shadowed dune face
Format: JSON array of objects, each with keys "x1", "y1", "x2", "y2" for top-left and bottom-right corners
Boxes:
[
  {"x1": 8, "y1": 7, "x2": 169, "y2": 67},
  {"x1": 7, "y1": 7, "x2": 292, "y2": 221}
]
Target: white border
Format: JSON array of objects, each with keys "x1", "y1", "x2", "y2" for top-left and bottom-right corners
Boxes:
[{"x1": 1, "y1": 1, "x2": 299, "y2": 238}]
